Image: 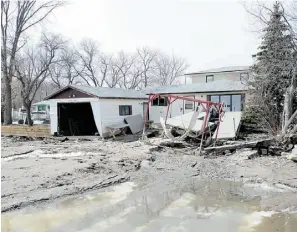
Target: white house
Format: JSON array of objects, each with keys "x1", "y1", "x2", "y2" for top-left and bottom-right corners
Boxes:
[
  {"x1": 145, "y1": 66, "x2": 251, "y2": 123},
  {"x1": 44, "y1": 85, "x2": 148, "y2": 136},
  {"x1": 187, "y1": 66, "x2": 251, "y2": 84}
]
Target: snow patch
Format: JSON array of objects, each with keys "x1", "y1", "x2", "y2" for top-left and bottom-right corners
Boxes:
[
  {"x1": 160, "y1": 193, "x2": 196, "y2": 218},
  {"x1": 3, "y1": 150, "x2": 94, "y2": 161},
  {"x1": 239, "y1": 211, "x2": 276, "y2": 231},
  {"x1": 244, "y1": 183, "x2": 287, "y2": 193}
]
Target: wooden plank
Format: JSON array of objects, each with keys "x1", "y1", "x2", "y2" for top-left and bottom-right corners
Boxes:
[
  {"x1": 1, "y1": 125, "x2": 50, "y2": 137},
  {"x1": 204, "y1": 138, "x2": 274, "y2": 153}
]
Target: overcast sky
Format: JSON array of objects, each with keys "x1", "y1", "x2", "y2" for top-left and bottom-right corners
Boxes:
[{"x1": 48, "y1": 0, "x2": 261, "y2": 73}]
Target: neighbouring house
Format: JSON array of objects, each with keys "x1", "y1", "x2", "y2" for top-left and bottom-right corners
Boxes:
[
  {"x1": 145, "y1": 65, "x2": 251, "y2": 123},
  {"x1": 32, "y1": 101, "x2": 50, "y2": 121},
  {"x1": 44, "y1": 85, "x2": 148, "y2": 136}
]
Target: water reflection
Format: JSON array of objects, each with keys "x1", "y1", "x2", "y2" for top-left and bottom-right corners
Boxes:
[{"x1": 2, "y1": 180, "x2": 297, "y2": 232}]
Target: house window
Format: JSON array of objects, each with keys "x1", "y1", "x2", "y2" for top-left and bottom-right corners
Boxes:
[
  {"x1": 206, "y1": 75, "x2": 214, "y2": 83},
  {"x1": 151, "y1": 97, "x2": 168, "y2": 106},
  {"x1": 240, "y1": 72, "x2": 249, "y2": 82},
  {"x1": 119, "y1": 105, "x2": 132, "y2": 116},
  {"x1": 185, "y1": 100, "x2": 194, "y2": 109},
  {"x1": 38, "y1": 105, "x2": 47, "y2": 111},
  {"x1": 208, "y1": 94, "x2": 245, "y2": 112}
]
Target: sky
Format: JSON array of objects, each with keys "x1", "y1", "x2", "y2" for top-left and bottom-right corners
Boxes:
[{"x1": 46, "y1": 0, "x2": 261, "y2": 73}]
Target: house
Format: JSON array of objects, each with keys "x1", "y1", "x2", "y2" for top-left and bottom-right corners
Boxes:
[
  {"x1": 32, "y1": 101, "x2": 50, "y2": 120},
  {"x1": 187, "y1": 66, "x2": 251, "y2": 84},
  {"x1": 145, "y1": 65, "x2": 251, "y2": 123},
  {"x1": 44, "y1": 85, "x2": 148, "y2": 136}
]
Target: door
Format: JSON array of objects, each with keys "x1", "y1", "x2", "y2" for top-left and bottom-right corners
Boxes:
[
  {"x1": 220, "y1": 95, "x2": 231, "y2": 112},
  {"x1": 143, "y1": 102, "x2": 149, "y2": 120},
  {"x1": 231, "y1": 95, "x2": 242, "y2": 111}
]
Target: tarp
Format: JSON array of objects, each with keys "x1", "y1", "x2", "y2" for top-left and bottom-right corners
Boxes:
[
  {"x1": 124, "y1": 114, "x2": 144, "y2": 134},
  {"x1": 212, "y1": 111, "x2": 242, "y2": 139},
  {"x1": 90, "y1": 101, "x2": 102, "y2": 136}
]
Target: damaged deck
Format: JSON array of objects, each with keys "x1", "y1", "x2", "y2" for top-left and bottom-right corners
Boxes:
[{"x1": 213, "y1": 112, "x2": 242, "y2": 139}]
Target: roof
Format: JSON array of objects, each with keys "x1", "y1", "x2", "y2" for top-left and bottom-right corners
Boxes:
[
  {"x1": 45, "y1": 85, "x2": 148, "y2": 100},
  {"x1": 185, "y1": 66, "x2": 250, "y2": 75},
  {"x1": 144, "y1": 80, "x2": 247, "y2": 95},
  {"x1": 32, "y1": 100, "x2": 50, "y2": 106}
]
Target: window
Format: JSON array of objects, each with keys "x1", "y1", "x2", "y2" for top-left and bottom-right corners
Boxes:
[
  {"x1": 208, "y1": 94, "x2": 245, "y2": 112},
  {"x1": 240, "y1": 72, "x2": 249, "y2": 82},
  {"x1": 152, "y1": 98, "x2": 159, "y2": 106},
  {"x1": 119, "y1": 105, "x2": 132, "y2": 116},
  {"x1": 38, "y1": 105, "x2": 47, "y2": 111},
  {"x1": 206, "y1": 75, "x2": 214, "y2": 83},
  {"x1": 185, "y1": 100, "x2": 194, "y2": 109},
  {"x1": 151, "y1": 97, "x2": 168, "y2": 106}
]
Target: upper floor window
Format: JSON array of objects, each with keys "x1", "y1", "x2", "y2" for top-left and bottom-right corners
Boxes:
[
  {"x1": 119, "y1": 105, "x2": 132, "y2": 116},
  {"x1": 206, "y1": 75, "x2": 214, "y2": 83},
  {"x1": 240, "y1": 72, "x2": 249, "y2": 82},
  {"x1": 152, "y1": 97, "x2": 168, "y2": 106}
]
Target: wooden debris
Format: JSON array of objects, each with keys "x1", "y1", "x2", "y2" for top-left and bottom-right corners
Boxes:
[{"x1": 204, "y1": 138, "x2": 274, "y2": 153}]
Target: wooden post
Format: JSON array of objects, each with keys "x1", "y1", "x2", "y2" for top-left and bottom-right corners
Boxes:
[
  {"x1": 165, "y1": 96, "x2": 171, "y2": 124},
  {"x1": 199, "y1": 103, "x2": 210, "y2": 154}
]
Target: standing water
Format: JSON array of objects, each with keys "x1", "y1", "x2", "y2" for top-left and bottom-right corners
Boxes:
[{"x1": 2, "y1": 180, "x2": 297, "y2": 232}]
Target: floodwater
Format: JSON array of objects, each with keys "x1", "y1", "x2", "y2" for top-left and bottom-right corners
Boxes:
[{"x1": 2, "y1": 180, "x2": 297, "y2": 232}]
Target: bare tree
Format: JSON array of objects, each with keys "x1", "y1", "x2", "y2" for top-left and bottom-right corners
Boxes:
[
  {"x1": 101, "y1": 54, "x2": 122, "y2": 88},
  {"x1": 152, "y1": 53, "x2": 189, "y2": 86},
  {"x1": 75, "y1": 39, "x2": 109, "y2": 87},
  {"x1": 1, "y1": 0, "x2": 65, "y2": 125},
  {"x1": 115, "y1": 52, "x2": 143, "y2": 89},
  {"x1": 49, "y1": 45, "x2": 80, "y2": 88},
  {"x1": 14, "y1": 33, "x2": 65, "y2": 125},
  {"x1": 136, "y1": 47, "x2": 158, "y2": 88}
]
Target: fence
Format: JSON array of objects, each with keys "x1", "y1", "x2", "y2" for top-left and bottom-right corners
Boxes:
[
  {"x1": 1, "y1": 125, "x2": 51, "y2": 137},
  {"x1": 12, "y1": 110, "x2": 50, "y2": 123}
]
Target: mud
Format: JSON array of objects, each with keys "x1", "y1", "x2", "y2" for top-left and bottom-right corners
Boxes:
[{"x1": 1, "y1": 135, "x2": 297, "y2": 231}]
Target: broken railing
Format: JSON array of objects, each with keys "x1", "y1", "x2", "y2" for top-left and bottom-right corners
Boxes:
[{"x1": 142, "y1": 93, "x2": 224, "y2": 151}]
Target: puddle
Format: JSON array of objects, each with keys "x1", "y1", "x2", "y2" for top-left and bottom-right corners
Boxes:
[{"x1": 2, "y1": 180, "x2": 297, "y2": 232}]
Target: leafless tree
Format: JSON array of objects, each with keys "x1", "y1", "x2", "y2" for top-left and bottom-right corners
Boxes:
[
  {"x1": 14, "y1": 33, "x2": 65, "y2": 125},
  {"x1": 152, "y1": 53, "x2": 189, "y2": 86},
  {"x1": 49, "y1": 45, "x2": 80, "y2": 88},
  {"x1": 116, "y1": 52, "x2": 143, "y2": 89},
  {"x1": 75, "y1": 38, "x2": 109, "y2": 87},
  {"x1": 136, "y1": 47, "x2": 158, "y2": 88},
  {"x1": 101, "y1": 53, "x2": 124, "y2": 88},
  {"x1": 1, "y1": 0, "x2": 65, "y2": 125}
]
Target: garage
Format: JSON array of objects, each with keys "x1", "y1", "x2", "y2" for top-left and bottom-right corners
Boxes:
[
  {"x1": 45, "y1": 85, "x2": 148, "y2": 137},
  {"x1": 58, "y1": 102, "x2": 97, "y2": 136}
]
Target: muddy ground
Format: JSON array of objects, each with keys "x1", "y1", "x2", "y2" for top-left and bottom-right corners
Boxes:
[{"x1": 1, "y1": 134, "x2": 297, "y2": 214}]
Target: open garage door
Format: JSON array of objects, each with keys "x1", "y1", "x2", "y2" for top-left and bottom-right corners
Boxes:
[{"x1": 58, "y1": 102, "x2": 98, "y2": 136}]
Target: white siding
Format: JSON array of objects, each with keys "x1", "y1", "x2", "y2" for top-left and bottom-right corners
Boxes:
[
  {"x1": 189, "y1": 71, "x2": 250, "y2": 84},
  {"x1": 48, "y1": 98, "x2": 100, "y2": 135},
  {"x1": 99, "y1": 98, "x2": 146, "y2": 135},
  {"x1": 149, "y1": 95, "x2": 200, "y2": 123}
]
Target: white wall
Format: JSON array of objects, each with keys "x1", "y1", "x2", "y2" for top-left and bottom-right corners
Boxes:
[
  {"x1": 48, "y1": 98, "x2": 100, "y2": 135},
  {"x1": 149, "y1": 94, "x2": 205, "y2": 123},
  {"x1": 99, "y1": 98, "x2": 147, "y2": 135},
  {"x1": 189, "y1": 70, "x2": 250, "y2": 84}
]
